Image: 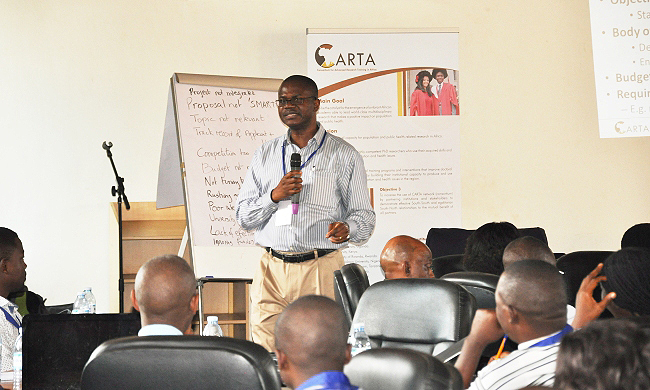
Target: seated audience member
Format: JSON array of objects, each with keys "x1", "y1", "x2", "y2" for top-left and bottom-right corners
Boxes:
[
  {"x1": 502, "y1": 236, "x2": 575, "y2": 324},
  {"x1": 275, "y1": 295, "x2": 357, "y2": 390},
  {"x1": 380, "y1": 235, "x2": 434, "y2": 279},
  {"x1": 455, "y1": 260, "x2": 571, "y2": 389},
  {"x1": 462, "y1": 222, "x2": 520, "y2": 275},
  {"x1": 131, "y1": 254, "x2": 198, "y2": 336},
  {"x1": 572, "y1": 247, "x2": 650, "y2": 328},
  {"x1": 621, "y1": 223, "x2": 650, "y2": 249},
  {"x1": 602, "y1": 247, "x2": 650, "y2": 317},
  {"x1": 0, "y1": 227, "x2": 28, "y2": 372},
  {"x1": 502, "y1": 236, "x2": 556, "y2": 268},
  {"x1": 555, "y1": 318, "x2": 650, "y2": 390}
]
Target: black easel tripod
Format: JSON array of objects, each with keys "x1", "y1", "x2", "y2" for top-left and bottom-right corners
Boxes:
[{"x1": 103, "y1": 141, "x2": 130, "y2": 313}]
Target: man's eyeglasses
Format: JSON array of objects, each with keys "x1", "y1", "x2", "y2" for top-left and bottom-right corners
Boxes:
[{"x1": 276, "y1": 96, "x2": 318, "y2": 107}]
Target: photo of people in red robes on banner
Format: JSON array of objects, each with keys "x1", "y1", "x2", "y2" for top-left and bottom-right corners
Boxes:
[{"x1": 408, "y1": 68, "x2": 459, "y2": 116}]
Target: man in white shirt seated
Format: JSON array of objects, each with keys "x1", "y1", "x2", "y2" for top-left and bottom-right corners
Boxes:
[
  {"x1": 0, "y1": 227, "x2": 27, "y2": 372},
  {"x1": 455, "y1": 260, "x2": 572, "y2": 390},
  {"x1": 502, "y1": 236, "x2": 576, "y2": 324},
  {"x1": 130, "y1": 255, "x2": 198, "y2": 336}
]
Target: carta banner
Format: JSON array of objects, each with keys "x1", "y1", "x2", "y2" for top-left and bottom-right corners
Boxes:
[{"x1": 307, "y1": 29, "x2": 461, "y2": 283}]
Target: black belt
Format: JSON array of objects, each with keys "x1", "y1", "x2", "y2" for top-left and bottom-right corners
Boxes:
[{"x1": 265, "y1": 248, "x2": 336, "y2": 263}]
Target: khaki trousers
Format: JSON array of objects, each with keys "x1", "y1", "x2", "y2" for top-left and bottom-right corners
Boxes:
[{"x1": 250, "y1": 249, "x2": 344, "y2": 351}]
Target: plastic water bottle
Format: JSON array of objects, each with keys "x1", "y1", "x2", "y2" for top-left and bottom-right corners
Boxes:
[
  {"x1": 72, "y1": 292, "x2": 89, "y2": 314},
  {"x1": 13, "y1": 328, "x2": 22, "y2": 390},
  {"x1": 350, "y1": 323, "x2": 371, "y2": 356},
  {"x1": 83, "y1": 287, "x2": 96, "y2": 313},
  {"x1": 203, "y1": 316, "x2": 223, "y2": 336}
]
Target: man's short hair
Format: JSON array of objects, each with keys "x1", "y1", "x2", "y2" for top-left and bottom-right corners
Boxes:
[
  {"x1": 134, "y1": 255, "x2": 196, "y2": 324},
  {"x1": 502, "y1": 236, "x2": 556, "y2": 268},
  {"x1": 275, "y1": 295, "x2": 348, "y2": 372},
  {"x1": 498, "y1": 260, "x2": 567, "y2": 328},
  {"x1": 602, "y1": 247, "x2": 650, "y2": 315},
  {"x1": 0, "y1": 228, "x2": 19, "y2": 260},
  {"x1": 432, "y1": 68, "x2": 448, "y2": 79},
  {"x1": 555, "y1": 318, "x2": 650, "y2": 390},
  {"x1": 281, "y1": 75, "x2": 319, "y2": 98}
]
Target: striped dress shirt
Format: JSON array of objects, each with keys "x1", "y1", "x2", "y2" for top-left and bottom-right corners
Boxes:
[
  {"x1": 468, "y1": 330, "x2": 565, "y2": 390},
  {"x1": 236, "y1": 123, "x2": 375, "y2": 252},
  {"x1": 0, "y1": 296, "x2": 21, "y2": 372}
]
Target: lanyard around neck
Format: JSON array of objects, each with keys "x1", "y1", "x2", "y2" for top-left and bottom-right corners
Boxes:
[
  {"x1": 0, "y1": 306, "x2": 21, "y2": 330},
  {"x1": 530, "y1": 324, "x2": 573, "y2": 348},
  {"x1": 282, "y1": 132, "x2": 327, "y2": 175}
]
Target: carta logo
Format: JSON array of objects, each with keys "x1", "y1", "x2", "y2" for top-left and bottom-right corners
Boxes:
[
  {"x1": 614, "y1": 120, "x2": 650, "y2": 134},
  {"x1": 315, "y1": 44, "x2": 376, "y2": 68},
  {"x1": 315, "y1": 44, "x2": 335, "y2": 68},
  {"x1": 615, "y1": 121, "x2": 626, "y2": 134}
]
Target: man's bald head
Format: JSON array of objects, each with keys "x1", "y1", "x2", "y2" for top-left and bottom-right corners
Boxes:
[
  {"x1": 502, "y1": 236, "x2": 556, "y2": 269},
  {"x1": 496, "y1": 260, "x2": 567, "y2": 340},
  {"x1": 380, "y1": 235, "x2": 434, "y2": 279},
  {"x1": 133, "y1": 255, "x2": 197, "y2": 332},
  {"x1": 275, "y1": 295, "x2": 349, "y2": 386}
]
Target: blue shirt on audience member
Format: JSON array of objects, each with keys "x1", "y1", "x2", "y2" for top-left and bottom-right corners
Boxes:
[{"x1": 296, "y1": 371, "x2": 358, "y2": 390}]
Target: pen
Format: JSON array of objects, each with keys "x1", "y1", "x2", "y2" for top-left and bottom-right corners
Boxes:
[{"x1": 495, "y1": 336, "x2": 508, "y2": 359}]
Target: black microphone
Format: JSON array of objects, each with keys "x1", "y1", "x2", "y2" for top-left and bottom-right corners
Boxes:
[{"x1": 290, "y1": 153, "x2": 301, "y2": 214}]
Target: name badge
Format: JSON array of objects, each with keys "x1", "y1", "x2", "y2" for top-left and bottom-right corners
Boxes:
[{"x1": 275, "y1": 200, "x2": 292, "y2": 226}]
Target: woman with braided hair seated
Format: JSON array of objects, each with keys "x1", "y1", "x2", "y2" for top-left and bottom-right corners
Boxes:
[{"x1": 572, "y1": 247, "x2": 650, "y2": 328}]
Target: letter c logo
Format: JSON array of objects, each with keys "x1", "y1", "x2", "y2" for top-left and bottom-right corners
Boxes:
[{"x1": 615, "y1": 121, "x2": 626, "y2": 134}]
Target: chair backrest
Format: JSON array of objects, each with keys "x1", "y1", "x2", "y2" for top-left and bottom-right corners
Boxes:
[
  {"x1": 80, "y1": 335, "x2": 282, "y2": 390},
  {"x1": 334, "y1": 270, "x2": 353, "y2": 327},
  {"x1": 334, "y1": 263, "x2": 370, "y2": 327},
  {"x1": 426, "y1": 227, "x2": 548, "y2": 258},
  {"x1": 344, "y1": 347, "x2": 463, "y2": 390},
  {"x1": 441, "y1": 272, "x2": 500, "y2": 309},
  {"x1": 556, "y1": 251, "x2": 614, "y2": 307},
  {"x1": 426, "y1": 228, "x2": 474, "y2": 258},
  {"x1": 351, "y1": 278, "x2": 476, "y2": 355},
  {"x1": 432, "y1": 254, "x2": 465, "y2": 278}
]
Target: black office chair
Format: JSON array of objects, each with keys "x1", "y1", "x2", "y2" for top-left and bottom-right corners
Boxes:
[
  {"x1": 80, "y1": 335, "x2": 282, "y2": 390},
  {"x1": 426, "y1": 227, "x2": 549, "y2": 258},
  {"x1": 441, "y1": 272, "x2": 499, "y2": 309},
  {"x1": 621, "y1": 223, "x2": 650, "y2": 249},
  {"x1": 351, "y1": 278, "x2": 476, "y2": 355},
  {"x1": 432, "y1": 254, "x2": 465, "y2": 278},
  {"x1": 345, "y1": 348, "x2": 463, "y2": 390},
  {"x1": 334, "y1": 263, "x2": 370, "y2": 327},
  {"x1": 556, "y1": 251, "x2": 613, "y2": 307}
]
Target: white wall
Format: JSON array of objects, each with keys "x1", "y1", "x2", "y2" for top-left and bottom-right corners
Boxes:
[{"x1": 1, "y1": 1, "x2": 648, "y2": 310}]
